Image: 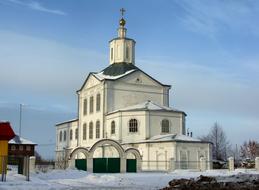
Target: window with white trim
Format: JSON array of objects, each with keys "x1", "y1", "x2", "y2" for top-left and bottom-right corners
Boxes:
[
  {"x1": 59, "y1": 131, "x2": 62, "y2": 142},
  {"x1": 96, "y1": 94, "x2": 101, "y2": 111},
  {"x1": 96, "y1": 121, "x2": 100, "y2": 138},
  {"x1": 129, "y1": 119, "x2": 138, "y2": 133},
  {"x1": 70, "y1": 129, "x2": 73, "y2": 140},
  {"x1": 83, "y1": 123, "x2": 87, "y2": 140},
  {"x1": 90, "y1": 96, "x2": 94, "y2": 113},
  {"x1": 111, "y1": 121, "x2": 115, "y2": 135},
  {"x1": 89, "y1": 122, "x2": 93, "y2": 139},
  {"x1": 161, "y1": 119, "x2": 170, "y2": 133},
  {"x1": 75, "y1": 128, "x2": 78, "y2": 139},
  {"x1": 83, "y1": 98, "x2": 87, "y2": 115}
]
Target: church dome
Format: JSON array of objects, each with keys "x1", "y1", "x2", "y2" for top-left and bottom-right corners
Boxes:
[{"x1": 119, "y1": 18, "x2": 126, "y2": 27}]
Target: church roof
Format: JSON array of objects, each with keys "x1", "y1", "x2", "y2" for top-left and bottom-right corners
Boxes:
[
  {"x1": 122, "y1": 134, "x2": 212, "y2": 144},
  {"x1": 78, "y1": 62, "x2": 171, "y2": 92},
  {"x1": 106, "y1": 100, "x2": 186, "y2": 115}
]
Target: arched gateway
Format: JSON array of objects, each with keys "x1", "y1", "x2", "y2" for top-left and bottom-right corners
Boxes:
[{"x1": 69, "y1": 139, "x2": 142, "y2": 173}]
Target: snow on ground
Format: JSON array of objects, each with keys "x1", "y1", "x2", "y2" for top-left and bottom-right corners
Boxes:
[{"x1": 1, "y1": 169, "x2": 259, "y2": 190}]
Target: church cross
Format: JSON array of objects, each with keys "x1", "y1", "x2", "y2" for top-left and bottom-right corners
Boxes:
[{"x1": 120, "y1": 8, "x2": 126, "y2": 17}]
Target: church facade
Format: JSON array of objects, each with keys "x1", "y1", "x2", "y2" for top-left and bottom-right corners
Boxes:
[{"x1": 55, "y1": 13, "x2": 212, "y2": 171}]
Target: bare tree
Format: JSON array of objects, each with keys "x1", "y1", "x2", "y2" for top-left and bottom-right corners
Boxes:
[
  {"x1": 199, "y1": 122, "x2": 230, "y2": 161},
  {"x1": 240, "y1": 140, "x2": 257, "y2": 160}
]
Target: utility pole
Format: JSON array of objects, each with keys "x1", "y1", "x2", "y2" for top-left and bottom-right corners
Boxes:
[{"x1": 19, "y1": 104, "x2": 22, "y2": 137}]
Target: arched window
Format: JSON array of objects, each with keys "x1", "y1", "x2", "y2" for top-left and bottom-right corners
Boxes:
[
  {"x1": 70, "y1": 129, "x2": 73, "y2": 140},
  {"x1": 129, "y1": 119, "x2": 138, "y2": 133},
  {"x1": 90, "y1": 96, "x2": 94, "y2": 113},
  {"x1": 59, "y1": 131, "x2": 62, "y2": 142},
  {"x1": 63, "y1": 131, "x2": 66, "y2": 141},
  {"x1": 83, "y1": 98, "x2": 87, "y2": 115},
  {"x1": 111, "y1": 48, "x2": 113, "y2": 60},
  {"x1": 83, "y1": 123, "x2": 87, "y2": 140},
  {"x1": 126, "y1": 46, "x2": 129, "y2": 59},
  {"x1": 96, "y1": 94, "x2": 101, "y2": 111},
  {"x1": 89, "y1": 122, "x2": 93, "y2": 139},
  {"x1": 96, "y1": 121, "x2": 100, "y2": 138},
  {"x1": 75, "y1": 128, "x2": 78, "y2": 139},
  {"x1": 111, "y1": 121, "x2": 115, "y2": 135},
  {"x1": 161, "y1": 119, "x2": 170, "y2": 133}
]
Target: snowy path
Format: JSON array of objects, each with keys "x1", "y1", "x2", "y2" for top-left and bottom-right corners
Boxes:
[{"x1": 1, "y1": 169, "x2": 259, "y2": 190}]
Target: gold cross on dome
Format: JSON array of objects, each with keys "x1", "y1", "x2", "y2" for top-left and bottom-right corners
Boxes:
[{"x1": 120, "y1": 8, "x2": 126, "y2": 17}]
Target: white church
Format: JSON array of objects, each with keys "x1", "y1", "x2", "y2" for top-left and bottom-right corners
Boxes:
[{"x1": 55, "y1": 11, "x2": 212, "y2": 173}]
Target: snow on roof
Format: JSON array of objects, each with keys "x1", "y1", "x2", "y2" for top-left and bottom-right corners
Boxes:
[
  {"x1": 150, "y1": 134, "x2": 201, "y2": 142},
  {"x1": 93, "y1": 69, "x2": 136, "y2": 80},
  {"x1": 56, "y1": 118, "x2": 78, "y2": 126},
  {"x1": 9, "y1": 135, "x2": 37, "y2": 145},
  {"x1": 108, "y1": 100, "x2": 185, "y2": 114}
]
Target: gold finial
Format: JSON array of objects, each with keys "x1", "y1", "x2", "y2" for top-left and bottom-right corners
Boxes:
[{"x1": 119, "y1": 8, "x2": 126, "y2": 27}]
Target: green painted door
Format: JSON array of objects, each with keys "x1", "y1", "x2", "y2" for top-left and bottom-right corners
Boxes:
[
  {"x1": 107, "y1": 158, "x2": 120, "y2": 173},
  {"x1": 93, "y1": 158, "x2": 107, "y2": 173},
  {"x1": 75, "y1": 159, "x2": 87, "y2": 171},
  {"x1": 127, "y1": 159, "x2": 137, "y2": 172},
  {"x1": 93, "y1": 158, "x2": 120, "y2": 173}
]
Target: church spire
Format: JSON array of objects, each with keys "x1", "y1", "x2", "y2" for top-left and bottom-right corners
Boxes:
[
  {"x1": 118, "y1": 8, "x2": 126, "y2": 38},
  {"x1": 109, "y1": 8, "x2": 136, "y2": 65}
]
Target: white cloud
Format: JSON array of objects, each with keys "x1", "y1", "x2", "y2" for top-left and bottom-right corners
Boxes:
[
  {"x1": 175, "y1": 1, "x2": 259, "y2": 37},
  {"x1": 5, "y1": 0, "x2": 66, "y2": 15}
]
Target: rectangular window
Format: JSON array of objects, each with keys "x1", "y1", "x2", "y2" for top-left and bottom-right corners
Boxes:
[
  {"x1": 83, "y1": 124, "x2": 87, "y2": 140},
  {"x1": 75, "y1": 128, "x2": 78, "y2": 140},
  {"x1": 111, "y1": 48, "x2": 113, "y2": 60},
  {"x1": 26, "y1": 145, "x2": 31, "y2": 151},
  {"x1": 89, "y1": 123, "x2": 93, "y2": 139},
  {"x1": 83, "y1": 98, "x2": 87, "y2": 115},
  {"x1": 11, "y1": 145, "x2": 16, "y2": 151},
  {"x1": 126, "y1": 46, "x2": 129, "y2": 59},
  {"x1": 70, "y1": 129, "x2": 73, "y2": 140},
  {"x1": 19, "y1": 145, "x2": 24, "y2": 151},
  {"x1": 90, "y1": 96, "x2": 94, "y2": 113},
  {"x1": 96, "y1": 94, "x2": 101, "y2": 111}
]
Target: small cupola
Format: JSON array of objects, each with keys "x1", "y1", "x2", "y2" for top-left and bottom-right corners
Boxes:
[{"x1": 109, "y1": 8, "x2": 136, "y2": 65}]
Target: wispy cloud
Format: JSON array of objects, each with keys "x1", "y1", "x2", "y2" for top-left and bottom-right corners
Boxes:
[
  {"x1": 5, "y1": 0, "x2": 66, "y2": 15},
  {"x1": 175, "y1": 1, "x2": 259, "y2": 38}
]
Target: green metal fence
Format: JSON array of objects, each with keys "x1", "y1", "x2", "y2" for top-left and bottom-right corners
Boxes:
[
  {"x1": 75, "y1": 159, "x2": 87, "y2": 171},
  {"x1": 93, "y1": 158, "x2": 120, "y2": 173},
  {"x1": 126, "y1": 159, "x2": 136, "y2": 172}
]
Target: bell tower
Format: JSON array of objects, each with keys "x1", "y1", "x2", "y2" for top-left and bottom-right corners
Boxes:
[{"x1": 109, "y1": 8, "x2": 136, "y2": 65}]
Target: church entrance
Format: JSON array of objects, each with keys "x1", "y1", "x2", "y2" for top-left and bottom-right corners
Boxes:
[
  {"x1": 90, "y1": 140, "x2": 123, "y2": 173},
  {"x1": 93, "y1": 158, "x2": 120, "y2": 173},
  {"x1": 69, "y1": 147, "x2": 89, "y2": 171},
  {"x1": 69, "y1": 139, "x2": 142, "y2": 173}
]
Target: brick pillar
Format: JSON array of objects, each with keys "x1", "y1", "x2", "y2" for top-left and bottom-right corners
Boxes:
[
  {"x1": 170, "y1": 158, "x2": 175, "y2": 171},
  {"x1": 200, "y1": 157, "x2": 206, "y2": 171},
  {"x1": 29, "y1": 156, "x2": 36, "y2": 173},
  {"x1": 255, "y1": 157, "x2": 259, "y2": 171},
  {"x1": 228, "y1": 157, "x2": 234, "y2": 171}
]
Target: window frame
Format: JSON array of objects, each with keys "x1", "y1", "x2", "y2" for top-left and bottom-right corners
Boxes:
[
  {"x1": 83, "y1": 98, "x2": 87, "y2": 115},
  {"x1": 96, "y1": 93, "x2": 101, "y2": 112},
  {"x1": 161, "y1": 119, "x2": 170, "y2": 133},
  {"x1": 59, "y1": 131, "x2": 62, "y2": 142},
  {"x1": 96, "y1": 120, "x2": 100, "y2": 138},
  {"x1": 83, "y1": 123, "x2": 87, "y2": 140},
  {"x1": 111, "y1": 121, "x2": 115, "y2": 135},
  {"x1": 129, "y1": 119, "x2": 138, "y2": 133},
  {"x1": 90, "y1": 96, "x2": 94, "y2": 113},
  {"x1": 70, "y1": 129, "x2": 73, "y2": 140},
  {"x1": 89, "y1": 122, "x2": 93, "y2": 139},
  {"x1": 75, "y1": 128, "x2": 78, "y2": 140}
]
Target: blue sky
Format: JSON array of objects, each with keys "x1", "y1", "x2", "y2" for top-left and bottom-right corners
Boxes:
[{"x1": 0, "y1": 0, "x2": 259, "y2": 159}]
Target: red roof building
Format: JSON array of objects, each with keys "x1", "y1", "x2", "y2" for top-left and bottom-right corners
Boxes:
[{"x1": 0, "y1": 122, "x2": 15, "y2": 141}]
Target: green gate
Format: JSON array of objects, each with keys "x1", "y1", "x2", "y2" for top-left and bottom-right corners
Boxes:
[
  {"x1": 126, "y1": 159, "x2": 137, "y2": 172},
  {"x1": 93, "y1": 158, "x2": 120, "y2": 173},
  {"x1": 75, "y1": 159, "x2": 87, "y2": 171}
]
